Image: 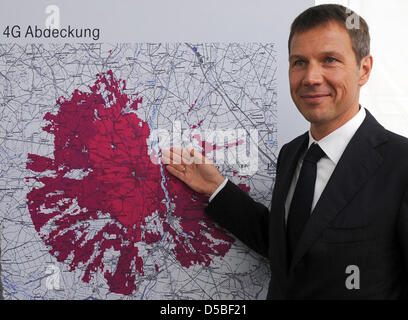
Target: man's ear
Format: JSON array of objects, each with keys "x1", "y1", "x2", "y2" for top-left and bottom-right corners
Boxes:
[{"x1": 358, "y1": 54, "x2": 373, "y2": 87}]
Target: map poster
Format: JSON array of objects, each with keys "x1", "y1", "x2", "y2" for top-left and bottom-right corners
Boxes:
[{"x1": 0, "y1": 0, "x2": 312, "y2": 299}]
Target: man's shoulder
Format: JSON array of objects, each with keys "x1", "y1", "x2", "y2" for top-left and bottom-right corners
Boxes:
[
  {"x1": 362, "y1": 108, "x2": 408, "y2": 153},
  {"x1": 275, "y1": 132, "x2": 308, "y2": 171},
  {"x1": 280, "y1": 132, "x2": 308, "y2": 153},
  {"x1": 382, "y1": 129, "x2": 408, "y2": 156},
  {"x1": 363, "y1": 116, "x2": 408, "y2": 172},
  {"x1": 385, "y1": 129, "x2": 408, "y2": 144}
]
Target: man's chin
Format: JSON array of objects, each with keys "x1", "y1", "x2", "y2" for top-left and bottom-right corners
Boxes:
[{"x1": 298, "y1": 107, "x2": 329, "y2": 124}]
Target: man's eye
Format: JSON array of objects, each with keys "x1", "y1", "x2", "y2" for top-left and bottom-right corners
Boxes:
[
  {"x1": 293, "y1": 60, "x2": 305, "y2": 67},
  {"x1": 326, "y1": 57, "x2": 337, "y2": 63}
]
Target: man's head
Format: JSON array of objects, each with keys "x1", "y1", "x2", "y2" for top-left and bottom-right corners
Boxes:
[
  {"x1": 288, "y1": 4, "x2": 373, "y2": 139},
  {"x1": 289, "y1": 4, "x2": 370, "y2": 66}
]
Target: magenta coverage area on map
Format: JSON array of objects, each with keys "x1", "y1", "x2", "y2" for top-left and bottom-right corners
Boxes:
[{"x1": 26, "y1": 70, "x2": 235, "y2": 295}]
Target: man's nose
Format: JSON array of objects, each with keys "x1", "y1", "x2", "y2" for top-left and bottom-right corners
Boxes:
[{"x1": 302, "y1": 62, "x2": 323, "y2": 86}]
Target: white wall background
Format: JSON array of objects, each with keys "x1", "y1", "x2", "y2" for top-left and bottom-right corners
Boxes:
[{"x1": 315, "y1": 0, "x2": 408, "y2": 137}]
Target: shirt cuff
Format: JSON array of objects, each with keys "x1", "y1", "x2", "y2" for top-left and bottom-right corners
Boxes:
[{"x1": 208, "y1": 178, "x2": 229, "y2": 202}]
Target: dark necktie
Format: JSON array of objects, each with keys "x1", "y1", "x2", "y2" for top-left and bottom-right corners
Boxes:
[{"x1": 287, "y1": 143, "x2": 326, "y2": 262}]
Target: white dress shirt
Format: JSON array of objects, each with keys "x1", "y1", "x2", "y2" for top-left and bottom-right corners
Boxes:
[
  {"x1": 210, "y1": 107, "x2": 367, "y2": 223},
  {"x1": 284, "y1": 107, "x2": 366, "y2": 222}
]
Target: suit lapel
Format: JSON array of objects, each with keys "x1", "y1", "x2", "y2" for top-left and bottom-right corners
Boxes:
[
  {"x1": 270, "y1": 132, "x2": 308, "y2": 283},
  {"x1": 289, "y1": 111, "x2": 388, "y2": 273},
  {"x1": 275, "y1": 133, "x2": 309, "y2": 211}
]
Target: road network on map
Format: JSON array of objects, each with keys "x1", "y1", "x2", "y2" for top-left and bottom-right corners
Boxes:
[{"x1": 0, "y1": 43, "x2": 277, "y2": 299}]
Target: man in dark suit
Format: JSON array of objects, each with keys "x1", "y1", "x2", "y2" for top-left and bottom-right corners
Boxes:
[{"x1": 163, "y1": 4, "x2": 408, "y2": 299}]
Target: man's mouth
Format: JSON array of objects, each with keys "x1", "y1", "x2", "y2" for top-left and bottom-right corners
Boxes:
[{"x1": 300, "y1": 93, "x2": 331, "y2": 104}]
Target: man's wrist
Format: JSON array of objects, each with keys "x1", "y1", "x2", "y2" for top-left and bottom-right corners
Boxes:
[
  {"x1": 209, "y1": 178, "x2": 228, "y2": 202},
  {"x1": 207, "y1": 175, "x2": 226, "y2": 195}
]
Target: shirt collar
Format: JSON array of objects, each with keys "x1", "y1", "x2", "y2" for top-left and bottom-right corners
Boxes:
[{"x1": 308, "y1": 106, "x2": 366, "y2": 165}]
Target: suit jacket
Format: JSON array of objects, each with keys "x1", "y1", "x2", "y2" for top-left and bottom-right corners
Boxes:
[{"x1": 205, "y1": 110, "x2": 408, "y2": 299}]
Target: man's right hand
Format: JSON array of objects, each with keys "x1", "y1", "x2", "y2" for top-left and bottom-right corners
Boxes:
[{"x1": 161, "y1": 147, "x2": 225, "y2": 196}]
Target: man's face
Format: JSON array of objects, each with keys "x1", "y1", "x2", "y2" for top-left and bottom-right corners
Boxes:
[{"x1": 289, "y1": 21, "x2": 371, "y2": 135}]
